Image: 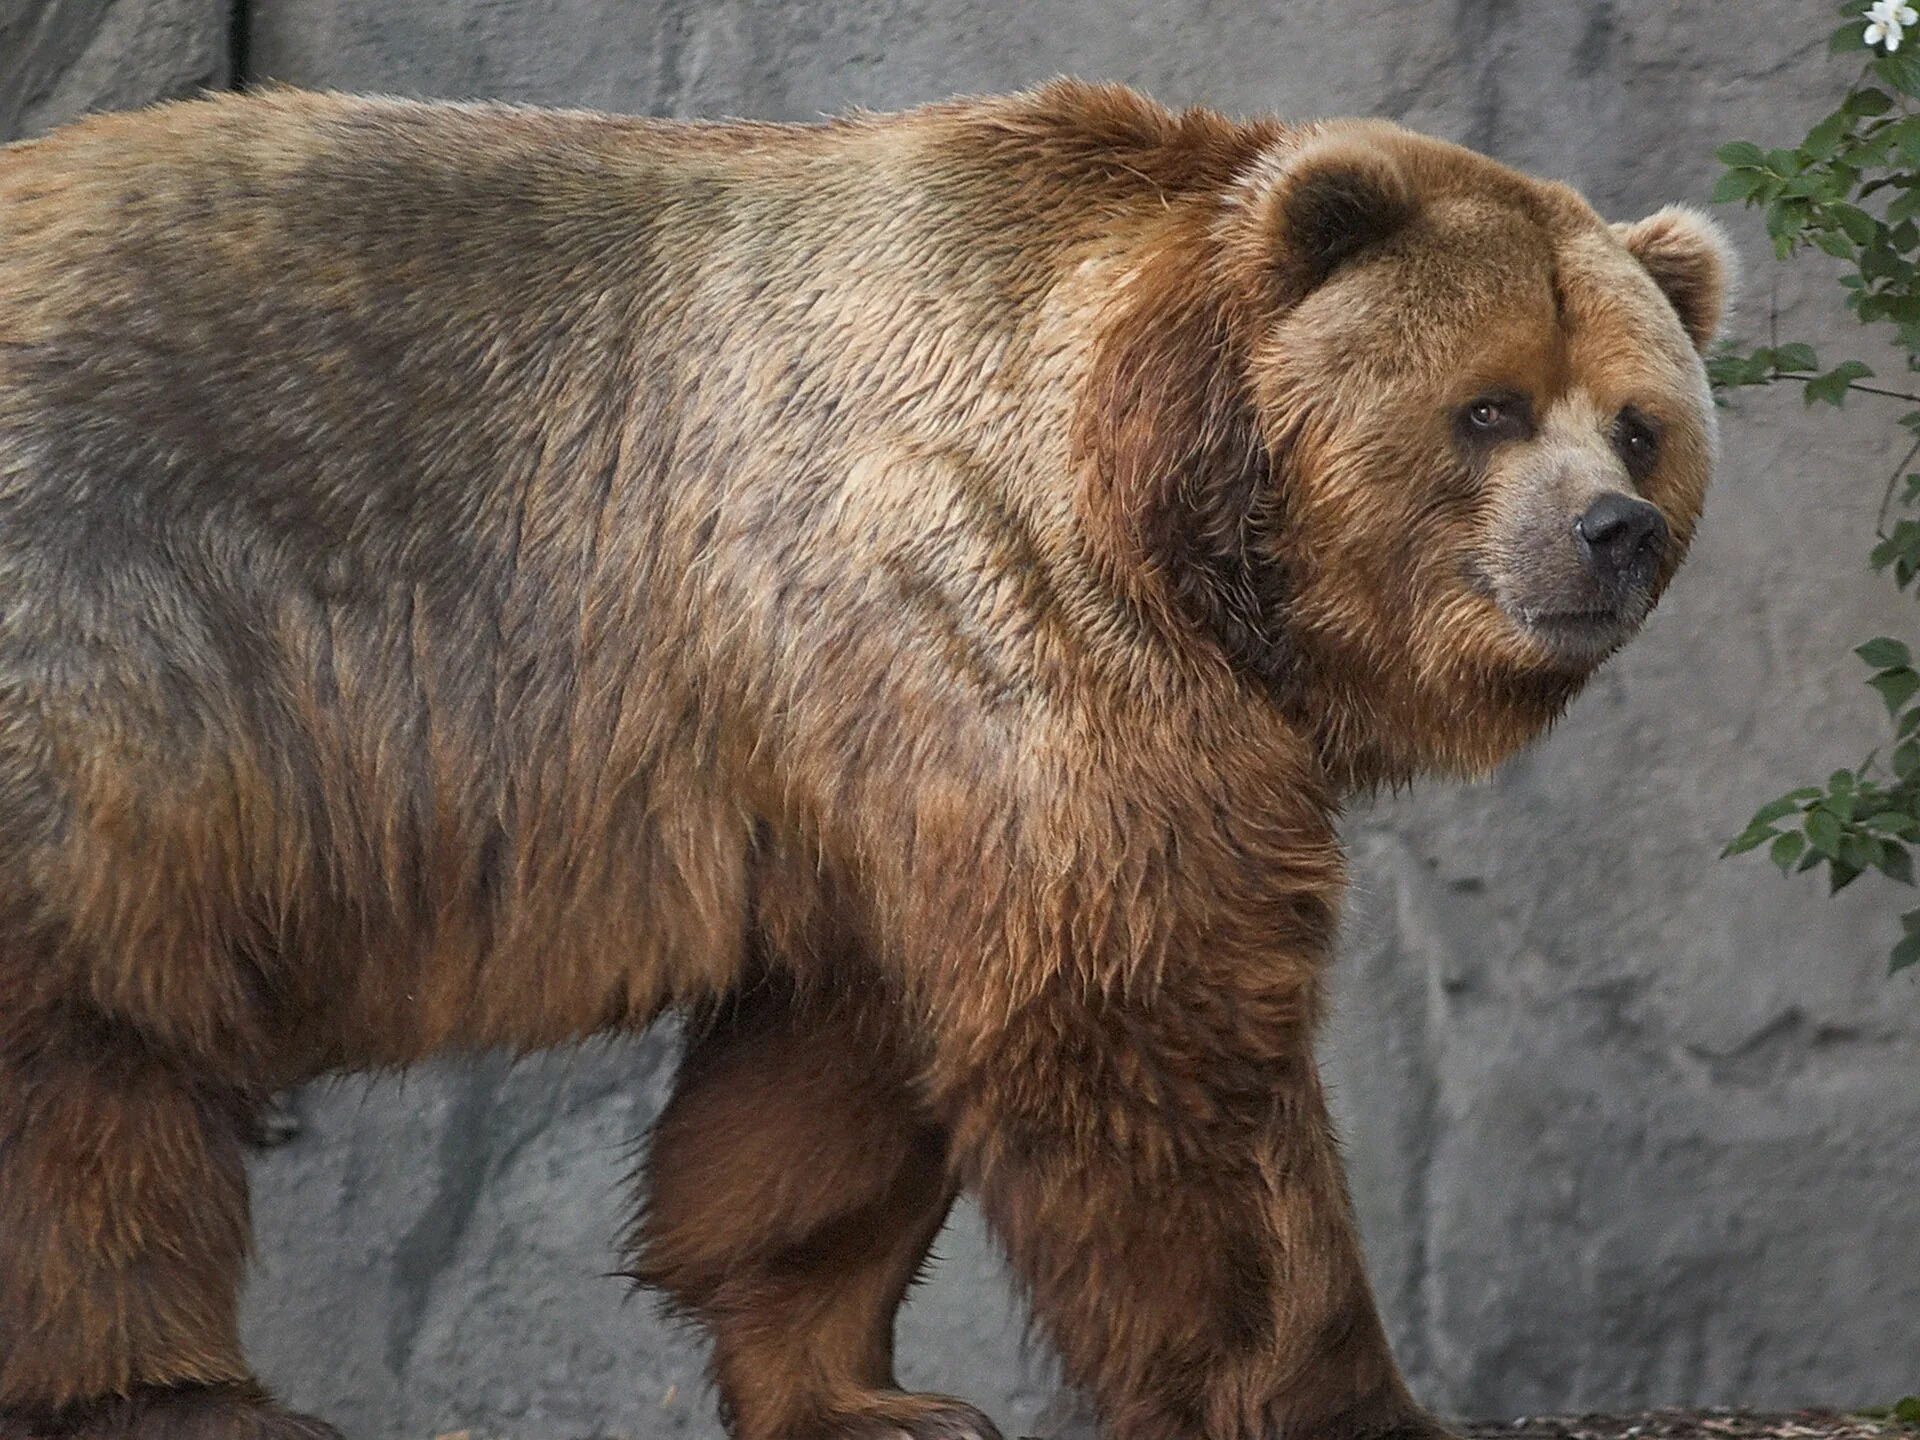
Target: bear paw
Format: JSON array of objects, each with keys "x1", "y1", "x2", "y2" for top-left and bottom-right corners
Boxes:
[{"x1": 824, "y1": 1393, "x2": 1005, "y2": 1440}]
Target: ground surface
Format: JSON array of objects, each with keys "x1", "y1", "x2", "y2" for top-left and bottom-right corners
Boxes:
[
  {"x1": 1463, "y1": 1413, "x2": 1920, "y2": 1440},
  {"x1": 1026, "y1": 1408, "x2": 1920, "y2": 1440},
  {"x1": 414, "y1": 1410, "x2": 1920, "y2": 1440}
]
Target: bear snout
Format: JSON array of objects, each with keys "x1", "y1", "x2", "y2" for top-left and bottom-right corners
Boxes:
[
  {"x1": 1478, "y1": 486, "x2": 1669, "y2": 665},
  {"x1": 1574, "y1": 492, "x2": 1668, "y2": 590}
]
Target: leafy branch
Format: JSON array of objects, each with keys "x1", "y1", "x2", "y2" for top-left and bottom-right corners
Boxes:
[{"x1": 1712, "y1": 1, "x2": 1920, "y2": 977}]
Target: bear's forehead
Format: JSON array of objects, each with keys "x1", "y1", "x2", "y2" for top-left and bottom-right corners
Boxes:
[
  {"x1": 1345, "y1": 196, "x2": 1701, "y2": 406},
  {"x1": 1470, "y1": 235, "x2": 1695, "y2": 403}
]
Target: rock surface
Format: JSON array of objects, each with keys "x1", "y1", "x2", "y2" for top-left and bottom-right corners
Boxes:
[
  {"x1": 4, "y1": 2, "x2": 1918, "y2": 1438},
  {"x1": 0, "y1": 0, "x2": 227, "y2": 139}
]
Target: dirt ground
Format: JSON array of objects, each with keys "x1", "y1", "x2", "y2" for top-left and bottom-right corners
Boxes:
[
  {"x1": 1014, "y1": 1408, "x2": 1920, "y2": 1440},
  {"x1": 1462, "y1": 1412, "x2": 1920, "y2": 1440}
]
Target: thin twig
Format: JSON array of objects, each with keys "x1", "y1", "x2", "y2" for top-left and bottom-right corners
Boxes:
[
  {"x1": 1848, "y1": 380, "x2": 1920, "y2": 402},
  {"x1": 1876, "y1": 430, "x2": 1920, "y2": 537},
  {"x1": 1733, "y1": 372, "x2": 1920, "y2": 405}
]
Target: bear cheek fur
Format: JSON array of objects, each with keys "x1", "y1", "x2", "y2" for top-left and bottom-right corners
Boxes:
[{"x1": 1244, "y1": 278, "x2": 1583, "y2": 782}]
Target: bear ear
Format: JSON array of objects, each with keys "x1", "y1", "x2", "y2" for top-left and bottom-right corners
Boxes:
[
  {"x1": 1238, "y1": 126, "x2": 1420, "y2": 304},
  {"x1": 1613, "y1": 205, "x2": 1736, "y2": 354}
]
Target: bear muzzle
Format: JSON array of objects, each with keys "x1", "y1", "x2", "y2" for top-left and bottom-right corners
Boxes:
[{"x1": 1478, "y1": 486, "x2": 1669, "y2": 667}]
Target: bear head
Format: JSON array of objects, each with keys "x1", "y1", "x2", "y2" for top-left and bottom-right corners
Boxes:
[{"x1": 1079, "y1": 118, "x2": 1732, "y2": 790}]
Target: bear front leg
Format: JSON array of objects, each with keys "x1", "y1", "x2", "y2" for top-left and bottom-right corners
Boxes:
[
  {"x1": 633, "y1": 972, "x2": 1001, "y2": 1440},
  {"x1": 0, "y1": 1009, "x2": 335, "y2": 1440},
  {"x1": 930, "y1": 970, "x2": 1448, "y2": 1440}
]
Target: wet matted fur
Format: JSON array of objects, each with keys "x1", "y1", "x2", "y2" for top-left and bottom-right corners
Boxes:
[{"x1": 0, "y1": 82, "x2": 1728, "y2": 1440}]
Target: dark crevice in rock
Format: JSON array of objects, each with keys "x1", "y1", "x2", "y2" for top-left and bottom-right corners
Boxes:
[{"x1": 228, "y1": 0, "x2": 250, "y2": 88}]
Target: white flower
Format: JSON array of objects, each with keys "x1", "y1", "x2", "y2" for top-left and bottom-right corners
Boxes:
[{"x1": 1866, "y1": 0, "x2": 1919, "y2": 51}]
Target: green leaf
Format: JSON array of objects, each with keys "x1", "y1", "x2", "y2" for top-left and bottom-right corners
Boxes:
[
  {"x1": 1831, "y1": 859, "x2": 1864, "y2": 894},
  {"x1": 1877, "y1": 842, "x2": 1914, "y2": 884},
  {"x1": 1874, "y1": 286, "x2": 1917, "y2": 322},
  {"x1": 1832, "y1": 20, "x2": 1871, "y2": 55},
  {"x1": 1841, "y1": 834, "x2": 1880, "y2": 873},
  {"x1": 1876, "y1": 49, "x2": 1920, "y2": 97},
  {"x1": 1867, "y1": 803, "x2": 1920, "y2": 834},
  {"x1": 1711, "y1": 169, "x2": 1766, "y2": 205},
  {"x1": 1773, "y1": 342, "x2": 1820, "y2": 373},
  {"x1": 1881, "y1": 183, "x2": 1920, "y2": 225},
  {"x1": 1768, "y1": 193, "x2": 1809, "y2": 238},
  {"x1": 1869, "y1": 666, "x2": 1920, "y2": 714},
  {"x1": 1807, "y1": 807, "x2": 1844, "y2": 858},
  {"x1": 1890, "y1": 1395, "x2": 1920, "y2": 1423},
  {"x1": 1847, "y1": 85, "x2": 1894, "y2": 115},
  {"x1": 1831, "y1": 202, "x2": 1880, "y2": 245},
  {"x1": 1715, "y1": 140, "x2": 1767, "y2": 169},
  {"x1": 1843, "y1": 86, "x2": 1889, "y2": 117},
  {"x1": 1706, "y1": 347, "x2": 1778, "y2": 391},
  {"x1": 1753, "y1": 795, "x2": 1811, "y2": 826},
  {"x1": 1770, "y1": 831, "x2": 1807, "y2": 872},
  {"x1": 1722, "y1": 825, "x2": 1777, "y2": 858},
  {"x1": 1892, "y1": 933, "x2": 1920, "y2": 974},
  {"x1": 1812, "y1": 229, "x2": 1856, "y2": 259},
  {"x1": 1804, "y1": 111, "x2": 1851, "y2": 161},
  {"x1": 1870, "y1": 519, "x2": 1920, "y2": 573},
  {"x1": 1856, "y1": 636, "x2": 1912, "y2": 668},
  {"x1": 1804, "y1": 359, "x2": 1877, "y2": 406}
]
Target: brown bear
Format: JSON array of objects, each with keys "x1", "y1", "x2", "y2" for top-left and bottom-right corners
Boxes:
[{"x1": 0, "y1": 81, "x2": 1727, "y2": 1440}]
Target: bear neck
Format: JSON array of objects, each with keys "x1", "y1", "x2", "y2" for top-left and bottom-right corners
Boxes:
[{"x1": 1276, "y1": 641, "x2": 1588, "y2": 795}]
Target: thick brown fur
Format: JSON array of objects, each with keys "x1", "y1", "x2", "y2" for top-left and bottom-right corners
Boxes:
[{"x1": 0, "y1": 83, "x2": 1727, "y2": 1440}]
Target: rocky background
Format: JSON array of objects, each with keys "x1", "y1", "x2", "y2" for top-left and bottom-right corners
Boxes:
[{"x1": 3, "y1": 2, "x2": 1917, "y2": 1437}]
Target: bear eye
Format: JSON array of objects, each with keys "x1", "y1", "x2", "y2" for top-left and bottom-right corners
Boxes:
[
  {"x1": 1454, "y1": 392, "x2": 1531, "y2": 447},
  {"x1": 1612, "y1": 407, "x2": 1661, "y2": 477}
]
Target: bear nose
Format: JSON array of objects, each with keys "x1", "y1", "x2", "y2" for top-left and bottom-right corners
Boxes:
[{"x1": 1575, "y1": 493, "x2": 1667, "y2": 583}]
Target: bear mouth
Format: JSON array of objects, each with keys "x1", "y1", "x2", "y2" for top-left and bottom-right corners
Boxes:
[
  {"x1": 1508, "y1": 602, "x2": 1647, "y2": 664},
  {"x1": 1461, "y1": 558, "x2": 1652, "y2": 666}
]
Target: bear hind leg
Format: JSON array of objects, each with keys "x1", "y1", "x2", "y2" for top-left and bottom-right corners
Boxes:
[{"x1": 633, "y1": 974, "x2": 999, "y2": 1440}]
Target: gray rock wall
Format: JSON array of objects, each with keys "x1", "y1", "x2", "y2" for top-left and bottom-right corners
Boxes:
[
  {"x1": 0, "y1": 0, "x2": 227, "y2": 139},
  {"x1": 4, "y1": 2, "x2": 1918, "y2": 1436}
]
